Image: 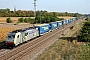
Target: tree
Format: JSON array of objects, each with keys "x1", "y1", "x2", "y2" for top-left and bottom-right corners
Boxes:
[
  {"x1": 18, "y1": 18, "x2": 24, "y2": 23},
  {"x1": 29, "y1": 19, "x2": 35, "y2": 24},
  {"x1": 24, "y1": 18, "x2": 29, "y2": 23},
  {"x1": 6, "y1": 18, "x2": 12, "y2": 23}
]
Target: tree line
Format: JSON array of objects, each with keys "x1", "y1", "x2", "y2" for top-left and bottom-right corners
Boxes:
[
  {"x1": 0, "y1": 8, "x2": 34, "y2": 17},
  {"x1": 6, "y1": 10, "x2": 64, "y2": 24},
  {"x1": 0, "y1": 8, "x2": 82, "y2": 17}
]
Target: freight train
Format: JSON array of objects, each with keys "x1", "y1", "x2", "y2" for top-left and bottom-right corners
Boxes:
[{"x1": 5, "y1": 17, "x2": 84, "y2": 47}]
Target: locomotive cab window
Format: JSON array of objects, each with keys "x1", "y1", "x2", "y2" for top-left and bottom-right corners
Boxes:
[
  {"x1": 8, "y1": 36, "x2": 12, "y2": 39},
  {"x1": 12, "y1": 35, "x2": 15, "y2": 38},
  {"x1": 17, "y1": 35, "x2": 19, "y2": 38},
  {"x1": 25, "y1": 33, "x2": 28, "y2": 36},
  {"x1": 8, "y1": 35, "x2": 15, "y2": 39}
]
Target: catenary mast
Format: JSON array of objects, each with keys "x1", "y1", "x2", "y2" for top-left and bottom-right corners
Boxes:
[{"x1": 33, "y1": 0, "x2": 37, "y2": 22}]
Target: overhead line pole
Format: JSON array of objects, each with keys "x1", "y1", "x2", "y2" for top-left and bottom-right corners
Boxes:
[{"x1": 33, "y1": 0, "x2": 37, "y2": 23}]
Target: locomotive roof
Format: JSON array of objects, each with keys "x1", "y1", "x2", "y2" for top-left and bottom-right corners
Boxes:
[
  {"x1": 9, "y1": 27, "x2": 35, "y2": 33},
  {"x1": 11, "y1": 29, "x2": 25, "y2": 33},
  {"x1": 8, "y1": 32, "x2": 16, "y2": 35}
]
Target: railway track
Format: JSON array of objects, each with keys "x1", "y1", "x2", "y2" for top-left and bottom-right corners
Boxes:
[
  {"x1": 0, "y1": 19, "x2": 82, "y2": 60},
  {"x1": 0, "y1": 49, "x2": 10, "y2": 54}
]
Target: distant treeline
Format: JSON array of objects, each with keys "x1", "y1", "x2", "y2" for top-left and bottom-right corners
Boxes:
[{"x1": 0, "y1": 8, "x2": 82, "y2": 17}]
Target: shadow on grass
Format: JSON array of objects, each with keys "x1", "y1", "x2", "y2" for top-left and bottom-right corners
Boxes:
[
  {"x1": 59, "y1": 36, "x2": 90, "y2": 43},
  {"x1": 59, "y1": 37, "x2": 77, "y2": 42}
]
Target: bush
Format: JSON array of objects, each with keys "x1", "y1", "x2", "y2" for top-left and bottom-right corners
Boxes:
[
  {"x1": 27, "y1": 18, "x2": 35, "y2": 24},
  {"x1": 24, "y1": 18, "x2": 29, "y2": 23},
  {"x1": 6, "y1": 18, "x2": 12, "y2": 23},
  {"x1": 77, "y1": 19, "x2": 90, "y2": 42},
  {"x1": 18, "y1": 18, "x2": 24, "y2": 23},
  {"x1": 24, "y1": 18, "x2": 34, "y2": 23}
]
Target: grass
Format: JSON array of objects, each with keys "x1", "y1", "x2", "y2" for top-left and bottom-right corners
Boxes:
[
  {"x1": 75, "y1": 43, "x2": 90, "y2": 60},
  {"x1": 34, "y1": 39, "x2": 68, "y2": 60},
  {"x1": 34, "y1": 19, "x2": 85, "y2": 60},
  {"x1": 0, "y1": 40, "x2": 5, "y2": 43}
]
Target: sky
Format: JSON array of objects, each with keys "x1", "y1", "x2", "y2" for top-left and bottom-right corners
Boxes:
[{"x1": 0, "y1": 0, "x2": 90, "y2": 14}]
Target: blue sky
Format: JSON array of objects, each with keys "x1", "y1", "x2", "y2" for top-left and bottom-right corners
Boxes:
[{"x1": 0, "y1": 0, "x2": 90, "y2": 14}]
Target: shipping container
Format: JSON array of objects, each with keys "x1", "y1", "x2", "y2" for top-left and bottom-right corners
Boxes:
[
  {"x1": 65, "y1": 19, "x2": 70, "y2": 24},
  {"x1": 56, "y1": 21, "x2": 62, "y2": 27},
  {"x1": 34, "y1": 24, "x2": 50, "y2": 35},
  {"x1": 49, "y1": 22, "x2": 58, "y2": 30},
  {"x1": 62, "y1": 20, "x2": 66, "y2": 25}
]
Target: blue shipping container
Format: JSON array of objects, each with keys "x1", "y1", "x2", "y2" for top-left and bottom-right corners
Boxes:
[
  {"x1": 65, "y1": 20, "x2": 68, "y2": 24},
  {"x1": 49, "y1": 22, "x2": 58, "y2": 30},
  {"x1": 62, "y1": 20, "x2": 66, "y2": 25},
  {"x1": 34, "y1": 24, "x2": 50, "y2": 35},
  {"x1": 65, "y1": 20, "x2": 69, "y2": 24},
  {"x1": 56, "y1": 21, "x2": 62, "y2": 27}
]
